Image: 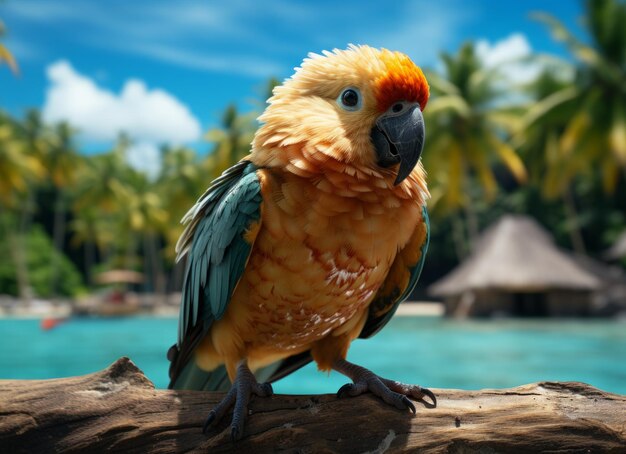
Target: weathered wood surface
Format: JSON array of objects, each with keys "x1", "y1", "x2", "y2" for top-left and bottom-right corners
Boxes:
[{"x1": 1, "y1": 357, "x2": 625, "y2": 453}]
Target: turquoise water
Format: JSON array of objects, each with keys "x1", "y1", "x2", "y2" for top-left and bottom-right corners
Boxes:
[{"x1": 1, "y1": 317, "x2": 625, "y2": 395}]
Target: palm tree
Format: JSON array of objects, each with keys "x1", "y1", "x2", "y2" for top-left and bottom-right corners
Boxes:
[
  {"x1": 0, "y1": 114, "x2": 41, "y2": 207},
  {"x1": 14, "y1": 110, "x2": 51, "y2": 235},
  {"x1": 69, "y1": 207, "x2": 105, "y2": 286},
  {"x1": 529, "y1": 0, "x2": 626, "y2": 194},
  {"x1": 514, "y1": 70, "x2": 572, "y2": 185},
  {"x1": 157, "y1": 145, "x2": 206, "y2": 292},
  {"x1": 71, "y1": 136, "x2": 134, "y2": 269},
  {"x1": 0, "y1": 112, "x2": 44, "y2": 301},
  {"x1": 44, "y1": 122, "x2": 79, "y2": 295},
  {"x1": 204, "y1": 104, "x2": 256, "y2": 177},
  {"x1": 13, "y1": 113, "x2": 84, "y2": 295},
  {"x1": 202, "y1": 76, "x2": 279, "y2": 184},
  {"x1": 423, "y1": 42, "x2": 527, "y2": 255},
  {"x1": 158, "y1": 145, "x2": 203, "y2": 258},
  {"x1": 73, "y1": 136, "x2": 131, "y2": 215},
  {"x1": 520, "y1": 0, "x2": 626, "y2": 253},
  {"x1": 0, "y1": 17, "x2": 17, "y2": 74},
  {"x1": 116, "y1": 170, "x2": 169, "y2": 296},
  {"x1": 513, "y1": 68, "x2": 591, "y2": 253}
]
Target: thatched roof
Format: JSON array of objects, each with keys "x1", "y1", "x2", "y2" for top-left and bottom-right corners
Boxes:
[
  {"x1": 429, "y1": 215, "x2": 601, "y2": 297},
  {"x1": 605, "y1": 231, "x2": 626, "y2": 260}
]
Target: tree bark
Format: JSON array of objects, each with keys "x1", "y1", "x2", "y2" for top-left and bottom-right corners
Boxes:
[
  {"x1": 1, "y1": 357, "x2": 624, "y2": 454},
  {"x1": 563, "y1": 186, "x2": 587, "y2": 255},
  {"x1": 451, "y1": 216, "x2": 468, "y2": 262},
  {"x1": 0, "y1": 211, "x2": 31, "y2": 303}
]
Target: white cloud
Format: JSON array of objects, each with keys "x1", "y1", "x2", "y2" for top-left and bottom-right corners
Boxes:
[
  {"x1": 476, "y1": 33, "x2": 541, "y2": 85},
  {"x1": 477, "y1": 34, "x2": 530, "y2": 67},
  {"x1": 42, "y1": 60, "x2": 202, "y2": 175},
  {"x1": 43, "y1": 60, "x2": 201, "y2": 143}
]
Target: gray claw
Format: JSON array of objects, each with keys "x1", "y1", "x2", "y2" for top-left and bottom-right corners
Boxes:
[{"x1": 420, "y1": 387, "x2": 437, "y2": 408}]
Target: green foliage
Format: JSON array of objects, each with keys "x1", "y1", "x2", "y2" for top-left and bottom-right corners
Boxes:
[
  {"x1": 528, "y1": 0, "x2": 626, "y2": 196},
  {"x1": 424, "y1": 42, "x2": 527, "y2": 215},
  {"x1": 0, "y1": 221, "x2": 85, "y2": 297}
]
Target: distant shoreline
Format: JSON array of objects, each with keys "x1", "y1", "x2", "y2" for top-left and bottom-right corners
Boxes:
[{"x1": 0, "y1": 300, "x2": 444, "y2": 319}]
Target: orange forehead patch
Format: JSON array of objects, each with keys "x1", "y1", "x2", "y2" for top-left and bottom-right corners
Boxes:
[{"x1": 374, "y1": 51, "x2": 429, "y2": 113}]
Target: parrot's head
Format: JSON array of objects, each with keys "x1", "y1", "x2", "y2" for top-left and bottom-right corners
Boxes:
[{"x1": 253, "y1": 45, "x2": 429, "y2": 186}]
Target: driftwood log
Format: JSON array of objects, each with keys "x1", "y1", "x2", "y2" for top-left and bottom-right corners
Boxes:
[{"x1": 1, "y1": 357, "x2": 625, "y2": 453}]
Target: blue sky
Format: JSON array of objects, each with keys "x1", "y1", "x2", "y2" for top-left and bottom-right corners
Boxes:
[{"x1": 0, "y1": 0, "x2": 584, "y2": 170}]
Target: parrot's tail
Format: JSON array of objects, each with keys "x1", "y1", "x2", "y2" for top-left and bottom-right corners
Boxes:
[
  {"x1": 167, "y1": 341, "x2": 313, "y2": 391},
  {"x1": 167, "y1": 343, "x2": 296, "y2": 391},
  {"x1": 168, "y1": 360, "x2": 291, "y2": 391},
  {"x1": 169, "y1": 359, "x2": 231, "y2": 391}
]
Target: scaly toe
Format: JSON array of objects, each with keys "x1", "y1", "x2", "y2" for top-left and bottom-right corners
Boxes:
[
  {"x1": 372, "y1": 383, "x2": 417, "y2": 412},
  {"x1": 332, "y1": 359, "x2": 436, "y2": 413}
]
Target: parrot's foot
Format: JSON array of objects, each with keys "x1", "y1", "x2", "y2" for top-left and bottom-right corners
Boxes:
[
  {"x1": 333, "y1": 359, "x2": 436, "y2": 412},
  {"x1": 202, "y1": 361, "x2": 273, "y2": 441}
]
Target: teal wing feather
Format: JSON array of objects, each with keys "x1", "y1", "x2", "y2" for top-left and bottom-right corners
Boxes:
[
  {"x1": 167, "y1": 160, "x2": 262, "y2": 389},
  {"x1": 359, "y1": 206, "x2": 430, "y2": 339}
]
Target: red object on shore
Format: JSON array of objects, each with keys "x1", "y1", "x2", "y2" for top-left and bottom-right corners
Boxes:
[{"x1": 41, "y1": 318, "x2": 66, "y2": 331}]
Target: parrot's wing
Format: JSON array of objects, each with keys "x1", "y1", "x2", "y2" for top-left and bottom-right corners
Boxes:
[
  {"x1": 359, "y1": 206, "x2": 430, "y2": 339},
  {"x1": 266, "y1": 206, "x2": 430, "y2": 383},
  {"x1": 167, "y1": 160, "x2": 263, "y2": 388}
]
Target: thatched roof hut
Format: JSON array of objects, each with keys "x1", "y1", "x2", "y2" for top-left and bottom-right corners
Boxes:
[
  {"x1": 605, "y1": 231, "x2": 626, "y2": 261},
  {"x1": 429, "y1": 215, "x2": 602, "y2": 317}
]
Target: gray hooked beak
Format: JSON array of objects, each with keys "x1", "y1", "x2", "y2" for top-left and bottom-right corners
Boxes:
[{"x1": 370, "y1": 102, "x2": 425, "y2": 185}]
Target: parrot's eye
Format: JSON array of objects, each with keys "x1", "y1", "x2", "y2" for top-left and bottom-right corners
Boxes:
[{"x1": 337, "y1": 87, "x2": 362, "y2": 111}]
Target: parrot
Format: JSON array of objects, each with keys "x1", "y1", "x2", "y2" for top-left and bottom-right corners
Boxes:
[{"x1": 167, "y1": 44, "x2": 434, "y2": 441}]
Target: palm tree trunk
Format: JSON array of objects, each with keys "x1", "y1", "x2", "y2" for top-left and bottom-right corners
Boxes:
[
  {"x1": 84, "y1": 241, "x2": 95, "y2": 287},
  {"x1": 452, "y1": 216, "x2": 468, "y2": 261},
  {"x1": 17, "y1": 195, "x2": 36, "y2": 302},
  {"x1": 142, "y1": 234, "x2": 152, "y2": 294},
  {"x1": 0, "y1": 209, "x2": 31, "y2": 303},
  {"x1": 50, "y1": 193, "x2": 66, "y2": 298},
  {"x1": 8, "y1": 232, "x2": 31, "y2": 303},
  {"x1": 124, "y1": 233, "x2": 136, "y2": 272},
  {"x1": 463, "y1": 203, "x2": 480, "y2": 253},
  {"x1": 563, "y1": 186, "x2": 586, "y2": 255},
  {"x1": 148, "y1": 234, "x2": 166, "y2": 302}
]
